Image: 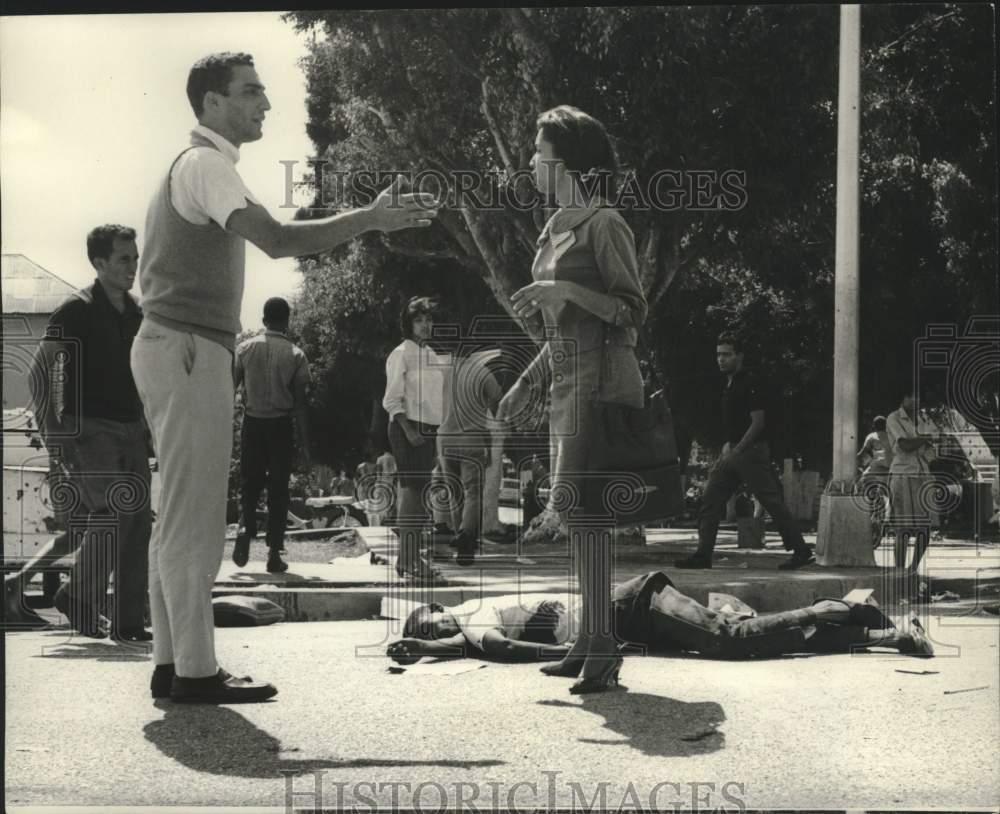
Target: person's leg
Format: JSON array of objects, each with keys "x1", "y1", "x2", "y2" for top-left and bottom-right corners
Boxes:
[
  {"x1": 739, "y1": 443, "x2": 808, "y2": 553},
  {"x1": 889, "y1": 474, "x2": 913, "y2": 569},
  {"x1": 264, "y1": 417, "x2": 294, "y2": 554},
  {"x1": 132, "y1": 329, "x2": 233, "y2": 679},
  {"x1": 459, "y1": 451, "x2": 485, "y2": 535},
  {"x1": 438, "y1": 450, "x2": 464, "y2": 537},
  {"x1": 909, "y1": 528, "x2": 930, "y2": 573},
  {"x1": 239, "y1": 417, "x2": 267, "y2": 541},
  {"x1": 389, "y1": 421, "x2": 434, "y2": 576},
  {"x1": 678, "y1": 457, "x2": 740, "y2": 566},
  {"x1": 109, "y1": 421, "x2": 152, "y2": 635},
  {"x1": 58, "y1": 422, "x2": 124, "y2": 636}
]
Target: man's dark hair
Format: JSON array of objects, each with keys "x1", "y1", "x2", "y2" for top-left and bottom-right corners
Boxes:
[
  {"x1": 399, "y1": 296, "x2": 438, "y2": 340},
  {"x1": 403, "y1": 602, "x2": 446, "y2": 640},
  {"x1": 536, "y1": 105, "x2": 619, "y2": 199},
  {"x1": 872, "y1": 415, "x2": 887, "y2": 431},
  {"x1": 86, "y1": 224, "x2": 136, "y2": 264},
  {"x1": 187, "y1": 52, "x2": 255, "y2": 117},
  {"x1": 716, "y1": 333, "x2": 743, "y2": 354},
  {"x1": 263, "y1": 296, "x2": 290, "y2": 325}
]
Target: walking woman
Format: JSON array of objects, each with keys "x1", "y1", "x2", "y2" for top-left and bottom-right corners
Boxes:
[
  {"x1": 497, "y1": 106, "x2": 647, "y2": 693},
  {"x1": 383, "y1": 296, "x2": 447, "y2": 582}
]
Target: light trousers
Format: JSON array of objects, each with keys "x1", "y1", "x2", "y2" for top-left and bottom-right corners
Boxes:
[{"x1": 131, "y1": 321, "x2": 233, "y2": 678}]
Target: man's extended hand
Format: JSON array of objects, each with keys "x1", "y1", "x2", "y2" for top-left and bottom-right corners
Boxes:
[{"x1": 367, "y1": 176, "x2": 439, "y2": 233}]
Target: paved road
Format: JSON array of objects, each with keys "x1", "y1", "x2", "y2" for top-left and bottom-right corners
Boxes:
[{"x1": 6, "y1": 615, "x2": 998, "y2": 811}]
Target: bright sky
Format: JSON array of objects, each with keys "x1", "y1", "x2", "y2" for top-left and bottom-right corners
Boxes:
[{"x1": 1, "y1": 12, "x2": 316, "y2": 330}]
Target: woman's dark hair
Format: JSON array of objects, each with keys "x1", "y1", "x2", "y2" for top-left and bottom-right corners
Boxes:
[
  {"x1": 872, "y1": 415, "x2": 887, "y2": 432},
  {"x1": 399, "y1": 296, "x2": 438, "y2": 340},
  {"x1": 403, "y1": 602, "x2": 446, "y2": 639},
  {"x1": 536, "y1": 105, "x2": 618, "y2": 199}
]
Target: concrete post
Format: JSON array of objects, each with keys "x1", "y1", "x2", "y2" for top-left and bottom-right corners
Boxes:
[{"x1": 817, "y1": 4, "x2": 876, "y2": 566}]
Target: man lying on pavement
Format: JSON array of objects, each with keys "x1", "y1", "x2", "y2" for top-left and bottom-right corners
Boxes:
[{"x1": 386, "y1": 571, "x2": 934, "y2": 664}]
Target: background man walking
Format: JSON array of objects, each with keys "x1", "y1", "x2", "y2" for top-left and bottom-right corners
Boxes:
[
  {"x1": 233, "y1": 297, "x2": 311, "y2": 574},
  {"x1": 675, "y1": 335, "x2": 814, "y2": 570},
  {"x1": 29, "y1": 224, "x2": 152, "y2": 641}
]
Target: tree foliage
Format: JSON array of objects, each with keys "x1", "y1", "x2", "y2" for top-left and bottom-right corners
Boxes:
[{"x1": 284, "y1": 5, "x2": 996, "y2": 471}]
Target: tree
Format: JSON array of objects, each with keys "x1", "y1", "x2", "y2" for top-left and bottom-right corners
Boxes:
[{"x1": 285, "y1": 5, "x2": 996, "y2": 476}]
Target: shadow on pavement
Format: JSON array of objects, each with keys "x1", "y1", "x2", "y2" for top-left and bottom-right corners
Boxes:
[
  {"x1": 144, "y1": 704, "x2": 505, "y2": 776},
  {"x1": 538, "y1": 691, "x2": 725, "y2": 757},
  {"x1": 32, "y1": 634, "x2": 151, "y2": 662}
]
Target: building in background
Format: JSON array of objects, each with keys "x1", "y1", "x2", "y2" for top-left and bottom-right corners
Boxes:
[{"x1": 2, "y1": 253, "x2": 78, "y2": 412}]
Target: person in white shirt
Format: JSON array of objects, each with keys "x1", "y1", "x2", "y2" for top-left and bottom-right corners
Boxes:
[
  {"x1": 132, "y1": 52, "x2": 438, "y2": 705},
  {"x1": 856, "y1": 415, "x2": 894, "y2": 548},
  {"x1": 382, "y1": 296, "x2": 448, "y2": 582},
  {"x1": 885, "y1": 390, "x2": 939, "y2": 573}
]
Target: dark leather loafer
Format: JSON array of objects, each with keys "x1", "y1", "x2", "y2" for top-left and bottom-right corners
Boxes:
[
  {"x1": 151, "y1": 663, "x2": 175, "y2": 699},
  {"x1": 266, "y1": 553, "x2": 289, "y2": 574},
  {"x1": 170, "y1": 669, "x2": 278, "y2": 704}
]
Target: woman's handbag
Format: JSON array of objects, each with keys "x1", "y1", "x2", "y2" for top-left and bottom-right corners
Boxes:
[{"x1": 582, "y1": 330, "x2": 685, "y2": 525}]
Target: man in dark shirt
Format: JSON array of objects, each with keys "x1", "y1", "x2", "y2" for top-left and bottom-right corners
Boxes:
[
  {"x1": 27, "y1": 224, "x2": 152, "y2": 640},
  {"x1": 675, "y1": 335, "x2": 814, "y2": 570}
]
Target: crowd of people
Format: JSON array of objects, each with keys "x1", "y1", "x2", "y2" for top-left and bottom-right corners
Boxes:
[{"x1": 3, "y1": 50, "x2": 950, "y2": 704}]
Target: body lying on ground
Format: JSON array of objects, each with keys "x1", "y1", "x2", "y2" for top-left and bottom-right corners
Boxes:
[{"x1": 387, "y1": 571, "x2": 933, "y2": 664}]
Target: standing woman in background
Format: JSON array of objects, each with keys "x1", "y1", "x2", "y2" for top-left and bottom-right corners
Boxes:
[
  {"x1": 497, "y1": 106, "x2": 647, "y2": 693},
  {"x1": 383, "y1": 296, "x2": 447, "y2": 582}
]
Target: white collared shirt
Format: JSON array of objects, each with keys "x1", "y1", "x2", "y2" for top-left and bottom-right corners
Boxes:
[
  {"x1": 170, "y1": 124, "x2": 260, "y2": 227},
  {"x1": 886, "y1": 407, "x2": 934, "y2": 474},
  {"x1": 382, "y1": 339, "x2": 448, "y2": 426}
]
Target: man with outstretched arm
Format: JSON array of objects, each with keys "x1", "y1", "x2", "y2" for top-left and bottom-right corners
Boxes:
[{"x1": 131, "y1": 52, "x2": 437, "y2": 704}]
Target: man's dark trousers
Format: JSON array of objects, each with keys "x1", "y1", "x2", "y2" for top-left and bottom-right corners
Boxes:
[
  {"x1": 54, "y1": 417, "x2": 151, "y2": 632},
  {"x1": 240, "y1": 415, "x2": 294, "y2": 551},
  {"x1": 695, "y1": 440, "x2": 805, "y2": 558}
]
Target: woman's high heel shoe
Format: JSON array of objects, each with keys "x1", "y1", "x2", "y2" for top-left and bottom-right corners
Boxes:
[
  {"x1": 539, "y1": 652, "x2": 586, "y2": 678},
  {"x1": 569, "y1": 654, "x2": 623, "y2": 695}
]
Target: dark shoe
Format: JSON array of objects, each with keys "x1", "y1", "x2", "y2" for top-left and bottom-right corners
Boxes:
[
  {"x1": 569, "y1": 654, "x2": 623, "y2": 695},
  {"x1": 482, "y1": 525, "x2": 517, "y2": 544},
  {"x1": 540, "y1": 653, "x2": 586, "y2": 678},
  {"x1": 170, "y1": 668, "x2": 278, "y2": 704},
  {"x1": 266, "y1": 553, "x2": 289, "y2": 574},
  {"x1": 232, "y1": 528, "x2": 253, "y2": 568},
  {"x1": 151, "y1": 663, "x2": 175, "y2": 699},
  {"x1": 674, "y1": 554, "x2": 712, "y2": 569},
  {"x1": 113, "y1": 627, "x2": 153, "y2": 643},
  {"x1": 52, "y1": 590, "x2": 107, "y2": 638},
  {"x1": 779, "y1": 547, "x2": 816, "y2": 570},
  {"x1": 454, "y1": 531, "x2": 477, "y2": 567}
]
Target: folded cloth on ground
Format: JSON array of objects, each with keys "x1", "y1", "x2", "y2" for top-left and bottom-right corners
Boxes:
[{"x1": 212, "y1": 595, "x2": 285, "y2": 627}]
